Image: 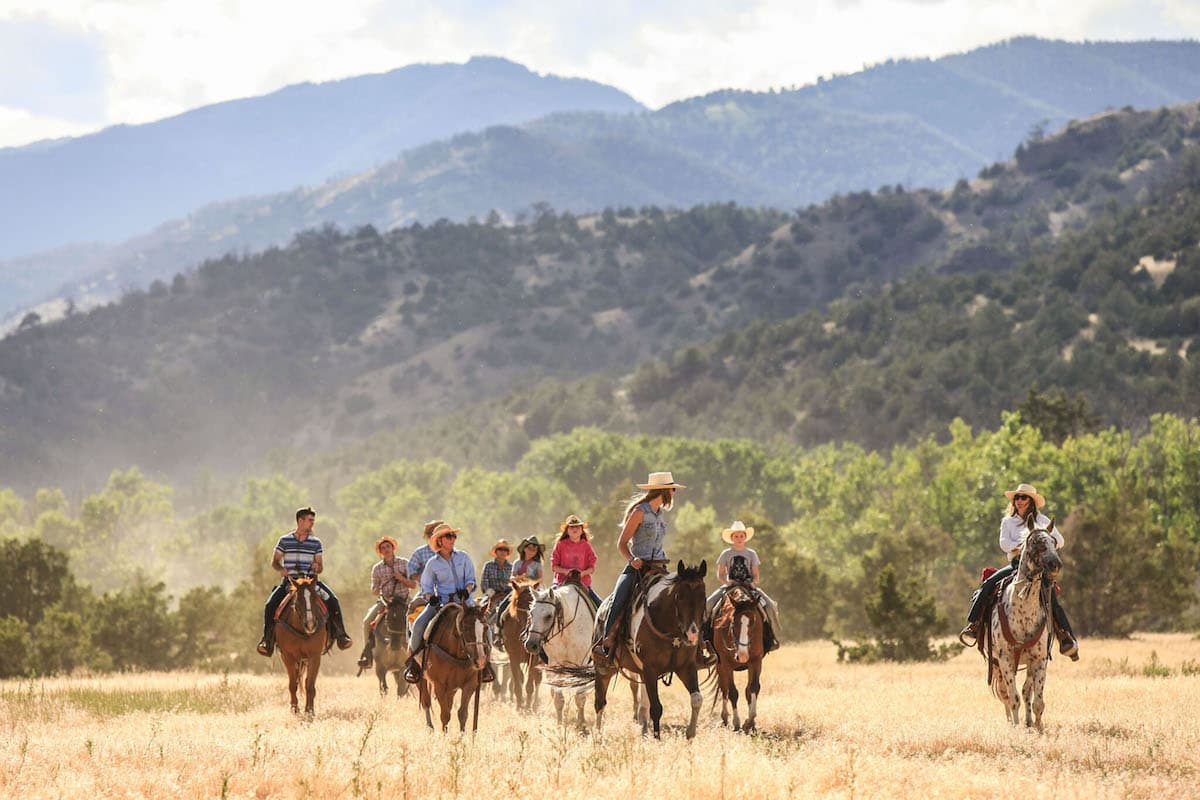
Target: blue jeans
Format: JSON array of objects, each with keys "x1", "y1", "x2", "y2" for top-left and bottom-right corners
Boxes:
[
  {"x1": 601, "y1": 565, "x2": 639, "y2": 640},
  {"x1": 966, "y1": 560, "x2": 1017, "y2": 623}
]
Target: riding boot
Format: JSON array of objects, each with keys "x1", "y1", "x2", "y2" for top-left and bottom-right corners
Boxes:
[
  {"x1": 592, "y1": 626, "x2": 618, "y2": 660},
  {"x1": 480, "y1": 662, "x2": 496, "y2": 683},
  {"x1": 403, "y1": 644, "x2": 424, "y2": 684},
  {"x1": 256, "y1": 626, "x2": 275, "y2": 657},
  {"x1": 1052, "y1": 592, "x2": 1079, "y2": 661},
  {"x1": 329, "y1": 607, "x2": 353, "y2": 651},
  {"x1": 357, "y1": 638, "x2": 374, "y2": 669},
  {"x1": 493, "y1": 624, "x2": 505, "y2": 652},
  {"x1": 763, "y1": 622, "x2": 779, "y2": 653}
]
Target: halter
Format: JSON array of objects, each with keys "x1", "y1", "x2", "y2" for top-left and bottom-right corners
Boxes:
[
  {"x1": 719, "y1": 598, "x2": 758, "y2": 653},
  {"x1": 430, "y1": 604, "x2": 489, "y2": 669},
  {"x1": 525, "y1": 586, "x2": 585, "y2": 646}
]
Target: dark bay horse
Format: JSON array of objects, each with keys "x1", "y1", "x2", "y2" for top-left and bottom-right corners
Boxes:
[
  {"x1": 501, "y1": 577, "x2": 541, "y2": 710},
  {"x1": 547, "y1": 560, "x2": 708, "y2": 739},
  {"x1": 711, "y1": 585, "x2": 766, "y2": 732},
  {"x1": 273, "y1": 575, "x2": 328, "y2": 715},
  {"x1": 418, "y1": 600, "x2": 491, "y2": 732},
  {"x1": 371, "y1": 595, "x2": 410, "y2": 697}
]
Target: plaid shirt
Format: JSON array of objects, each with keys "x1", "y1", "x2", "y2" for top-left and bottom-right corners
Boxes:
[
  {"x1": 370, "y1": 557, "x2": 411, "y2": 600},
  {"x1": 480, "y1": 559, "x2": 513, "y2": 595}
]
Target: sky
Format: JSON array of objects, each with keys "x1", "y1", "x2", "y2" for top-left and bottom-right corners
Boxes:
[{"x1": 2, "y1": 0, "x2": 1199, "y2": 149}]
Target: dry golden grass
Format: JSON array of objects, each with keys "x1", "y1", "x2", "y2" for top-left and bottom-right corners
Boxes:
[{"x1": 2, "y1": 634, "x2": 1198, "y2": 799}]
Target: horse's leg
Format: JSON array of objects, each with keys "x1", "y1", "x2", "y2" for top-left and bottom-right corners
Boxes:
[
  {"x1": 530, "y1": 656, "x2": 542, "y2": 711},
  {"x1": 511, "y1": 656, "x2": 526, "y2": 709},
  {"x1": 305, "y1": 654, "x2": 320, "y2": 716},
  {"x1": 419, "y1": 678, "x2": 433, "y2": 729},
  {"x1": 642, "y1": 670, "x2": 664, "y2": 739},
  {"x1": 574, "y1": 687, "x2": 587, "y2": 730},
  {"x1": 635, "y1": 681, "x2": 649, "y2": 729},
  {"x1": 553, "y1": 686, "x2": 565, "y2": 725},
  {"x1": 743, "y1": 658, "x2": 762, "y2": 733},
  {"x1": 376, "y1": 659, "x2": 388, "y2": 696},
  {"x1": 1026, "y1": 657, "x2": 1048, "y2": 730},
  {"x1": 727, "y1": 668, "x2": 741, "y2": 731},
  {"x1": 594, "y1": 669, "x2": 614, "y2": 736},
  {"x1": 282, "y1": 652, "x2": 300, "y2": 713},
  {"x1": 676, "y1": 663, "x2": 703, "y2": 740},
  {"x1": 457, "y1": 684, "x2": 472, "y2": 732},
  {"x1": 435, "y1": 680, "x2": 454, "y2": 732}
]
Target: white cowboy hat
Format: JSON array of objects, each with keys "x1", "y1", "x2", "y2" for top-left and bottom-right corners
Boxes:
[
  {"x1": 637, "y1": 471, "x2": 687, "y2": 490},
  {"x1": 721, "y1": 520, "x2": 755, "y2": 544},
  {"x1": 1004, "y1": 483, "x2": 1046, "y2": 509}
]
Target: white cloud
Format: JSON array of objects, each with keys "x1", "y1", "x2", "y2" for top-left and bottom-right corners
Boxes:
[{"x1": 1, "y1": 0, "x2": 1198, "y2": 148}]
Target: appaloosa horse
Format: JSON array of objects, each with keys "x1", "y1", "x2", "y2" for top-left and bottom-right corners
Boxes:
[
  {"x1": 501, "y1": 577, "x2": 541, "y2": 711},
  {"x1": 985, "y1": 519, "x2": 1062, "y2": 729},
  {"x1": 417, "y1": 598, "x2": 491, "y2": 732},
  {"x1": 523, "y1": 577, "x2": 597, "y2": 728},
  {"x1": 711, "y1": 584, "x2": 766, "y2": 732},
  {"x1": 371, "y1": 595, "x2": 410, "y2": 698},
  {"x1": 273, "y1": 575, "x2": 328, "y2": 715},
  {"x1": 546, "y1": 560, "x2": 708, "y2": 739}
]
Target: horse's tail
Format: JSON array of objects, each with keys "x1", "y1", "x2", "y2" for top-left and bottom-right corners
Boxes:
[{"x1": 540, "y1": 663, "x2": 595, "y2": 689}]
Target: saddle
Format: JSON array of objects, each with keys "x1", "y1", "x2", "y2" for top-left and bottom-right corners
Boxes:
[
  {"x1": 273, "y1": 584, "x2": 328, "y2": 622},
  {"x1": 423, "y1": 601, "x2": 465, "y2": 644},
  {"x1": 972, "y1": 571, "x2": 1014, "y2": 659},
  {"x1": 622, "y1": 561, "x2": 670, "y2": 648}
]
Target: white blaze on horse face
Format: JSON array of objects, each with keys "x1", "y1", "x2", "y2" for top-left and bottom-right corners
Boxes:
[
  {"x1": 736, "y1": 616, "x2": 750, "y2": 663},
  {"x1": 474, "y1": 618, "x2": 487, "y2": 668},
  {"x1": 685, "y1": 621, "x2": 699, "y2": 646}
]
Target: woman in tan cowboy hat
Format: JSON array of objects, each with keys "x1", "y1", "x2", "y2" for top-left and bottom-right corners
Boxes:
[
  {"x1": 551, "y1": 514, "x2": 602, "y2": 606},
  {"x1": 702, "y1": 521, "x2": 782, "y2": 652},
  {"x1": 593, "y1": 471, "x2": 686, "y2": 659},
  {"x1": 959, "y1": 483, "x2": 1079, "y2": 660},
  {"x1": 357, "y1": 536, "x2": 417, "y2": 668}
]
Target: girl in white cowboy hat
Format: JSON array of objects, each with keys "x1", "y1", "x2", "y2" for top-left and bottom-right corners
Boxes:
[
  {"x1": 593, "y1": 471, "x2": 686, "y2": 659},
  {"x1": 703, "y1": 521, "x2": 782, "y2": 652},
  {"x1": 959, "y1": 483, "x2": 1079, "y2": 660}
]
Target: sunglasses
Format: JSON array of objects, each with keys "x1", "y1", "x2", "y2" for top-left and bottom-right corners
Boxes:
[
  {"x1": 440, "y1": 533, "x2": 458, "y2": 540},
  {"x1": 1013, "y1": 495, "x2": 1030, "y2": 502},
  {"x1": 495, "y1": 548, "x2": 510, "y2": 554}
]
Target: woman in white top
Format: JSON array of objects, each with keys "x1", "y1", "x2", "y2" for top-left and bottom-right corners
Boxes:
[{"x1": 960, "y1": 483, "x2": 1079, "y2": 659}]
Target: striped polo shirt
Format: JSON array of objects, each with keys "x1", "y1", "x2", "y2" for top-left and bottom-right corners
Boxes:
[{"x1": 275, "y1": 531, "x2": 323, "y2": 575}]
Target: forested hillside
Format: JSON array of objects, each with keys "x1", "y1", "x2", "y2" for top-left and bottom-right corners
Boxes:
[
  {"x1": 3, "y1": 102, "x2": 1199, "y2": 490},
  {"x1": 9, "y1": 37, "x2": 1200, "y2": 326}
]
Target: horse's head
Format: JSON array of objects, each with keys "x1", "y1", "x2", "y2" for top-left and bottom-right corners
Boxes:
[
  {"x1": 383, "y1": 595, "x2": 408, "y2": 635},
  {"x1": 669, "y1": 559, "x2": 708, "y2": 647},
  {"x1": 523, "y1": 586, "x2": 560, "y2": 653},
  {"x1": 456, "y1": 604, "x2": 491, "y2": 671},
  {"x1": 722, "y1": 586, "x2": 762, "y2": 664},
  {"x1": 285, "y1": 575, "x2": 323, "y2": 636},
  {"x1": 1019, "y1": 518, "x2": 1062, "y2": 585},
  {"x1": 508, "y1": 576, "x2": 536, "y2": 615}
]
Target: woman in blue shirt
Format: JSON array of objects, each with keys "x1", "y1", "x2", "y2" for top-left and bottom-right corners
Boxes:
[{"x1": 592, "y1": 471, "x2": 686, "y2": 660}]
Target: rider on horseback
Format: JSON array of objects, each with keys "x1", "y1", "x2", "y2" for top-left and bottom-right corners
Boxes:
[
  {"x1": 592, "y1": 471, "x2": 690, "y2": 661},
  {"x1": 480, "y1": 539, "x2": 513, "y2": 649},
  {"x1": 402, "y1": 523, "x2": 495, "y2": 684},
  {"x1": 257, "y1": 507, "x2": 353, "y2": 657},
  {"x1": 959, "y1": 483, "x2": 1079, "y2": 660},
  {"x1": 357, "y1": 536, "x2": 416, "y2": 669},
  {"x1": 703, "y1": 521, "x2": 782, "y2": 653}
]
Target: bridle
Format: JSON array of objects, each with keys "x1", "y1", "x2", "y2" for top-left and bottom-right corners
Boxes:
[
  {"x1": 524, "y1": 586, "x2": 585, "y2": 646},
  {"x1": 639, "y1": 575, "x2": 705, "y2": 648}
]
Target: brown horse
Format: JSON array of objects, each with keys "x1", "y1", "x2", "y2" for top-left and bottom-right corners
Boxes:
[
  {"x1": 501, "y1": 577, "x2": 541, "y2": 710},
  {"x1": 546, "y1": 560, "x2": 708, "y2": 739},
  {"x1": 273, "y1": 576, "x2": 328, "y2": 715},
  {"x1": 711, "y1": 585, "x2": 766, "y2": 732},
  {"x1": 417, "y1": 599, "x2": 491, "y2": 732}
]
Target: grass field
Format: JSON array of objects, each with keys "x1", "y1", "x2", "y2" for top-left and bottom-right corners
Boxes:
[{"x1": 2, "y1": 634, "x2": 1198, "y2": 799}]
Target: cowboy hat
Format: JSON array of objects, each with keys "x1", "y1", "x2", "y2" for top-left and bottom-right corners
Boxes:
[
  {"x1": 1004, "y1": 483, "x2": 1046, "y2": 509},
  {"x1": 375, "y1": 536, "x2": 399, "y2": 557},
  {"x1": 430, "y1": 523, "x2": 461, "y2": 544},
  {"x1": 560, "y1": 514, "x2": 588, "y2": 532},
  {"x1": 422, "y1": 519, "x2": 446, "y2": 539},
  {"x1": 637, "y1": 471, "x2": 687, "y2": 490},
  {"x1": 517, "y1": 536, "x2": 545, "y2": 557},
  {"x1": 490, "y1": 539, "x2": 512, "y2": 557},
  {"x1": 721, "y1": 520, "x2": 755, "y2": 544}
]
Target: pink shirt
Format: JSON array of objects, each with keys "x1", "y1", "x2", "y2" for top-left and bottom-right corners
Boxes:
[{"x1": 551, "y1": 537, "x2": 598, "y2": 587}]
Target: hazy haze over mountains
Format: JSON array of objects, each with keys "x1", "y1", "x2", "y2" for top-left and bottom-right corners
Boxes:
[{"x1": 5, "y1": 37, "x2": 1200, "y2": 327}]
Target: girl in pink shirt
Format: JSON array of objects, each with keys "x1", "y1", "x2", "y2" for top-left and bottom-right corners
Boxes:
[{"x1": 551, "y1": 514, "x2": 602, "y2": 606}]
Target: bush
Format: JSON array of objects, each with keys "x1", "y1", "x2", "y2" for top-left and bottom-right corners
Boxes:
[{"x1": 835, "y1": 565, "x2": 960, "y2": 662}]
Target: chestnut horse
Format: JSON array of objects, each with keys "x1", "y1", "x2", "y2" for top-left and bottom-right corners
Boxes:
[
  {"x1": 418, "y1": 599, "x2": 491, "y2": 732},
  {"x1": 273, "y1": 575, "x2": 328, "y2": 715},
  {"x1": 711, "y1": 585, "x2": 765, "y2": 732},
  {"x1": 546, "y1": 560, "x2": 708, "y2": 739},
  {"x1": 501, "y1": 577, "x2": 541, "y2": 710}
]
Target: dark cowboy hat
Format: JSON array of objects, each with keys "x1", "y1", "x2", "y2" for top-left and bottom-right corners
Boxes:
[{"x1": 517, "y1": 536, "x2": 545, "y2": 557}]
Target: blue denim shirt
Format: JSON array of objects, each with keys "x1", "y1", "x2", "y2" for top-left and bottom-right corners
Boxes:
[
  {"x1": 419, "y1": 550, "x2": 477, "y2": 606},
  {"x1": 628, "y1": 502, "x2": 667, "y2": 560}
]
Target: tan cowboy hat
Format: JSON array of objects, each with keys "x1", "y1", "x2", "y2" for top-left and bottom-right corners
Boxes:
[
  {"x1": 422, "y1": 519, "x2": 446, "y2": 539},
  {"x1": 1005, "y1": 483, "x2": 1046, "y2": 509},
  {"x1": 637, "y1": 471, "x2": 687, "y2": 490},
  {"x1": 560, "y1": 514, "x2": 588, "y2": 532},
  {"x1": 721, "y1": 520, "x2": 755, "y2": 544},
  {"x1": 490, "y1": 539, "x2": 512, "y2": 557},
  {"x1": 430, "y1": 523, "x2": 461, "y2": 545},
  {"x1": 375, "y1": 536, "x2": 399, "y2": 557}
]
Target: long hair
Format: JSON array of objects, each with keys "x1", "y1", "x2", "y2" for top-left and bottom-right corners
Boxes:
[
  {"x1": 621, "y1": 488, "x2": 674, "y2": 525},
  {"x1": 557, "y1": 526, "x2": 590, "y2": 542}
]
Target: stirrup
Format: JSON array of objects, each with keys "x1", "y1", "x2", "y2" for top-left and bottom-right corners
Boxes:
[
  {"x1": 256, "y1": 638, "x2": 273, "y2": 657},
  {"x1": 402, "y1": 660, "x2": 422, "y2": 684},
  {"x1": 1059, "y1": 637, "x2": 1079, "y2": 661},
  {"x1": 957, "y1": 624, "x2": 979, "y2": 648},
  {"x1": 357, "y1": 653, "x2": 373, "y2": 668},
  {"x1": 336, "y1": 635, "x2": 354, "y2": 651}
]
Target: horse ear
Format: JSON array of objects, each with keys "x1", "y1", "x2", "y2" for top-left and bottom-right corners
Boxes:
[
  {"x1": 698, "y1": 559, "x2": 707, "y2": 577},
  {"x1": 1047, "y1": 517, "x2": 1055, "y2": 532},
  {"x1": 677, "y1": 559, "x2": 685, "y2": 575}
]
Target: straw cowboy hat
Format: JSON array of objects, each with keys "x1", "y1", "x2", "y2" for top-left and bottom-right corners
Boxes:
[
  {"x1": 375, "y1": 536, "x2": 399, "y2": 557},
  {"x1": 422, "y1": 519, "x2": 446, "y2": 539},
  {"x1": 560, "y1": 514, "x2": 588, "y2": 533},
  {"x1": 721, "y1": 521, "x2": 755, "y2": 544},
  {"x1": 637, "y1": 471, "x2": 687, "y2": 490},
  {"x1": 430, "y1": 523, "x2": 461, "y2": 545},
  {"x1": 490, "y1": 539, "x2": 512, "y2": 557},
  {"x1": 517, "y1": 536, "x2": 545, "y2": 557},
  {"x1": 1005, "y1": 483, "x2": 1046, "y2": 509}
]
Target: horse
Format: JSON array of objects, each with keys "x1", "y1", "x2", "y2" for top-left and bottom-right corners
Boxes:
[
  {"x1": 417, "y1": 596, "x2": 491, "y2": 732},
  {"x1": 500, "y1": 577, "x2": 541, "y2": 710},
  {"x1": 546, "y1": 560, "x2": 708, "y2": 740},
  {"x1": 371, "y1": 595, "x2": 410, "y2": 698},
  {"x1": 985, "y1": 519, "x2": 1062, "y2": 729},
  {"x1": 273, "y1": 575, "x2": 328, "y2": 715},
  {"x1": 711, "y1": 584, "x2": 766, "y2": 732},
  {"x1": 523, "y1": 576, "x2": 597, "y2": 728}
]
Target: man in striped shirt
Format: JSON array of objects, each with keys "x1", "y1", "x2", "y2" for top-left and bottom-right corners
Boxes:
[{"x1": 256, "y1": 507, "x2": 353, "y2": 656}]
